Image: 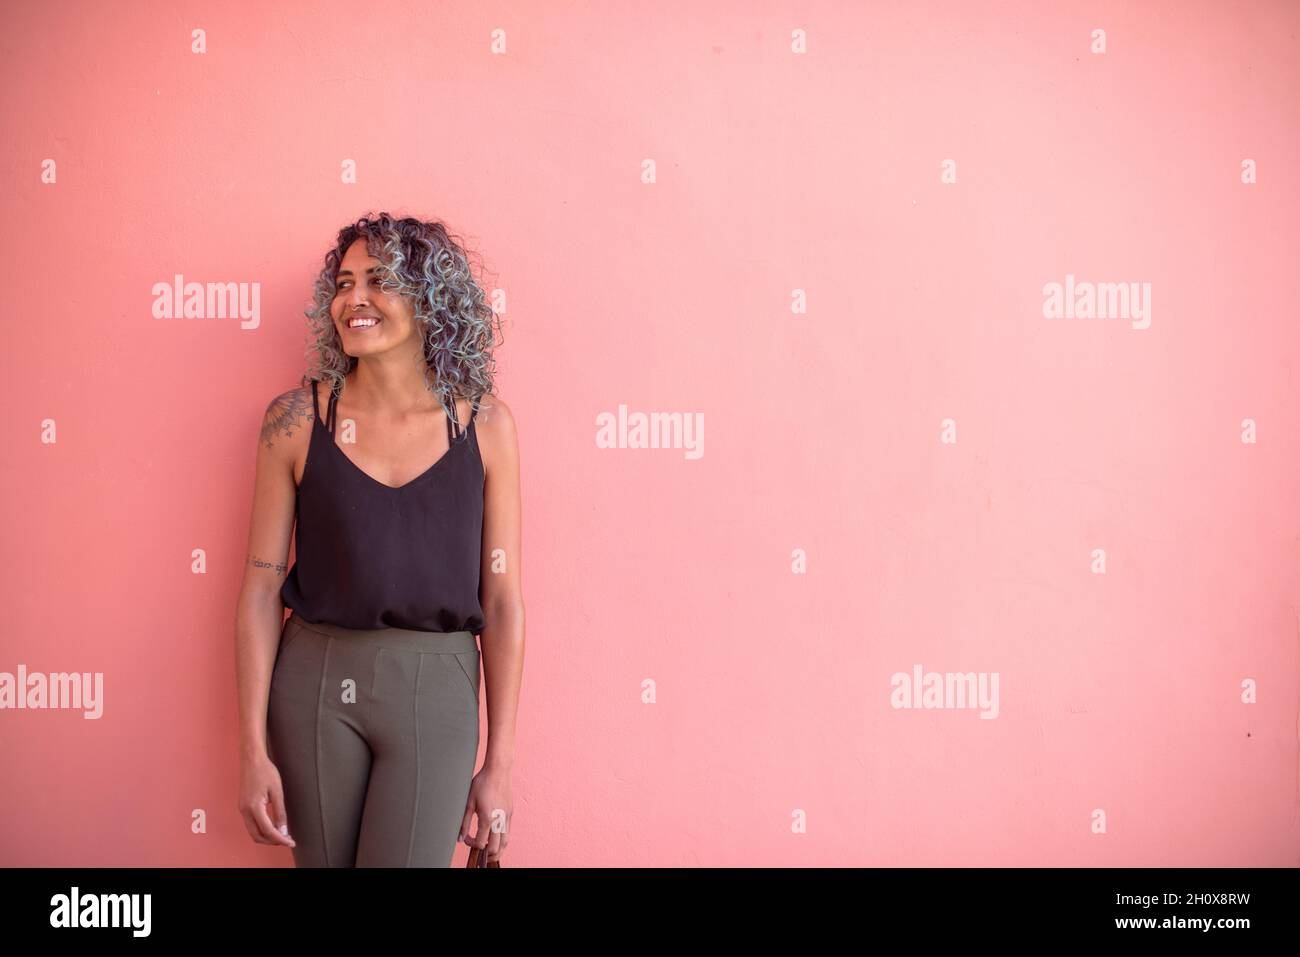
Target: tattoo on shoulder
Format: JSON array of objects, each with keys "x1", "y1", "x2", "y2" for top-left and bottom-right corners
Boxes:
[
  {"x1": 261, "y1": 388, "x2": 314, "y2": 449},
  {"x1": 248, "y1": 554, "x2": 288, "y2": 576}
]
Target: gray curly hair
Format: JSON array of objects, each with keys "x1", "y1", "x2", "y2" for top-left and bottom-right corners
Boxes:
[{"x1": 300, "y1": 212, "x2": 503, "y2": 422}]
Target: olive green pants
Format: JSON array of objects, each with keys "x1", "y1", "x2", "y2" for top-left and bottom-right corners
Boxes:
[{"x1": 267, "y1": 612, "x2": 481, "y2": 867}]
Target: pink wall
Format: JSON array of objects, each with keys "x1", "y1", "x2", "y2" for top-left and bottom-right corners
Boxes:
[{"x1": 2, "y1": 0, "x2": 1297, "y2": 866}]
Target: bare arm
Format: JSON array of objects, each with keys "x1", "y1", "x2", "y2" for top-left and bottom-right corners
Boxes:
[
  {"x1": 476, "y1": 395, "x2": 525, "y2": 772},
  {"x1": 235, "y1": 388, "x2": 311, "y2": 761},
  {"x1": 234, "y1": 386, "x2": 312, "y2": 848},
  {"x1": 460, "y1": 394, "x2": 524, "y2": 860}
]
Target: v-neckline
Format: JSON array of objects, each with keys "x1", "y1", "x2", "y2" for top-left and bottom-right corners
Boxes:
[{"x1": 313, "y1": 410, "x2": 467, "y2": 492}]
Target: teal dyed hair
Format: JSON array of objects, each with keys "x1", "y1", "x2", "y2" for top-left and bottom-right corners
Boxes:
[{"x1": 301, "y1": 211, "x2": 503, "y2": 422}]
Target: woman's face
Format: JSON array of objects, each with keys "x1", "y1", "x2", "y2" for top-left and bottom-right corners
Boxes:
[{"x1": 330, "y1": 238, "x2": 419, "y2": 355}]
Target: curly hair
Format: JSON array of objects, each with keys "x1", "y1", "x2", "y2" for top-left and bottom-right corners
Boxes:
[{"x1": 300, "y1": 212, "x2": 503, "y2": 424}]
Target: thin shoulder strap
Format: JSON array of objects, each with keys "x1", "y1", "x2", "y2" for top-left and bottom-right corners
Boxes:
[
  {"x1": 310, "y1": 380, "x2": 320, "y2": 423},
  {"x1": 324, "y1": 382, "x2": 339, "y2": 436},
  {"x1": 445, "y1": 392, "x2": 481, "y2": 443},
  {"x1": 446, "y1": 394, "x2": 460, "y2": 443}
]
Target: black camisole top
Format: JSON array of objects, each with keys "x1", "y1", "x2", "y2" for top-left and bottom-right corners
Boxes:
[{"x1": 280, "y1": 379, "x2": 486, "y2": 635}]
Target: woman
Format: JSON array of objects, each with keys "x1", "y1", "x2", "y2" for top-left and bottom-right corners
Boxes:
[{"x1": 234, "y1": 213, "x2": 523, "y2": 867}]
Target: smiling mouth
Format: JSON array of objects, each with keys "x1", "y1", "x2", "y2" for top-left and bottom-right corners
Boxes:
[{"x1": 347, "y1": 315, "x2": 381, "y2": 329}]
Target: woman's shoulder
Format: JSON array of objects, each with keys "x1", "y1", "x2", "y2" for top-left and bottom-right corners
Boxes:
[
  {"x1": 258, "y1": 381, "x2": 319, "y2": 453},
  {"x1": 469, "y1": 392, "x2": 516, "y2": 466},
  {"x1": 470, "y1": 391, "x2": 512, "y2": 431}
]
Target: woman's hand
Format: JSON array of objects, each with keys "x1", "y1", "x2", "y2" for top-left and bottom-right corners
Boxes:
[
  {"x1": 238, "y1": 751, "x2": 296, "y2": 849},
  {"x1": 460, "y1": 765, "x2": 513, "y2": 862}
]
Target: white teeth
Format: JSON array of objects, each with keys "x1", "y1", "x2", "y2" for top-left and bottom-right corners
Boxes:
[{"x1": 349, "y1": 317, "x2": 379, "y2": 328}]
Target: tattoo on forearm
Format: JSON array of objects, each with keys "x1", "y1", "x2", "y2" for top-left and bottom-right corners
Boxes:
[
  {"x1": 261, "y1": 388, "x2": 315, "y2": 449},
  {"x1": 249, "y1": 555, "x2": 288, "y2": 576}
]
